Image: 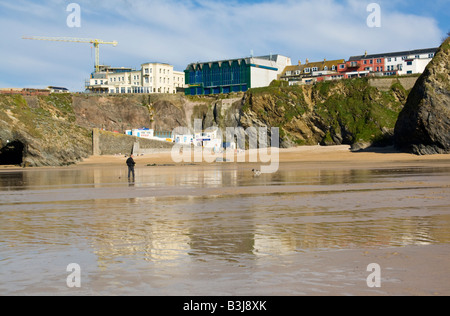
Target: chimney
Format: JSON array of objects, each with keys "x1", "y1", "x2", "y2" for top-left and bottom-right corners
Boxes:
[
  {"x1": 298, "y1": 60, "x2": 302, "y2": 66},
  {"x1": 306, "y1": 58, "x2": 309, "y2": 64},
  {"x1": 364, "y1": 51, "x2": 368, "y2": 57}
]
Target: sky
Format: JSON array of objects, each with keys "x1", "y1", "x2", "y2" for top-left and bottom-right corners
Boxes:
[{"x1": 0, "y1": 0, "x2": 448, "y2": 91}]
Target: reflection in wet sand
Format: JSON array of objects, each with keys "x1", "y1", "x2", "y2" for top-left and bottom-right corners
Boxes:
[{"x1": 0, "y1": 164, "x2": 450, "y2": 295}]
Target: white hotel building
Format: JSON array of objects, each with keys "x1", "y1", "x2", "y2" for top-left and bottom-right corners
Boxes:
[{"x1": 86, "y1": 62, "x2": 186, "y2": 94}]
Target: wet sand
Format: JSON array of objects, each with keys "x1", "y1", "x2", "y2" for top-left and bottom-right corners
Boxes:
[
  {"x1": 75, "y1": 145, "x2": 450, "y2": 169},
  {"x1": 78, "y1": 146, "x2": 450, "y2": 296},
  {"x1": 1, "y1": 145, "x2": 450, "y2": 296}
]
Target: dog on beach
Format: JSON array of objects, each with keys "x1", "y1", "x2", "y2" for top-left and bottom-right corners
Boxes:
[{"x1": 252, "y1": 169, "x2": 261, "y2": 176}]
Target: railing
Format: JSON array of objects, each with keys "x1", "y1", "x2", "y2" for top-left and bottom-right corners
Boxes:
[{"x1": 154, "y1": 131, "x2": 173, "y2": 138}]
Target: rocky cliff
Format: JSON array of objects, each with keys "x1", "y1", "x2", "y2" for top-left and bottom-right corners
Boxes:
[
  {"x1": 0, "y1": 94, "x2": 188, "y2": 167},
  {"x1": 240, "y1": 79, "x2": 407, "y2": 149},
  {"x1": 394, "y1": 38, "x2": 450, "y2": 155},
  {"x1": 0, "y1": 94, "x2": 92, "y2": 167},
  {"x1": 0, "y1": 76, "x2": 415, "y2": 167}
]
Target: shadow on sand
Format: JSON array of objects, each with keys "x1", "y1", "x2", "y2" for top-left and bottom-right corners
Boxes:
[{"x1": 350, "y1": 145, "x2": 406, "y2": 155}]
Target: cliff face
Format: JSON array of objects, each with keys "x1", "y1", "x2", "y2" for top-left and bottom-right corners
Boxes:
[
  {"x1": 394, "y1": 38, "x2": 450, "y2": 155},
  {"x1": 0, "y1": 94, "x2": 92, "y2": 167},
  {"x1": 0, "y1": 93, "x2": 191, "y2": 166},
  {"x1": 0, "y1": 76, "x2": 416, "y2": 167},
  {"x1": 73, "y1": 94, "x2": 154, "y2": 132},
  {"x1": 240, "y1": 79, "x2": 406, "y2": 148}
]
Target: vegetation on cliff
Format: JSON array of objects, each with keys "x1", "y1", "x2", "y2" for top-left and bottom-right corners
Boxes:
[
  {"x1": 242, "y1": 78, "x2": 408, "y2": 148},
  {"x1": 0, "y1": 94, "x2": 92, "y2": 166}
]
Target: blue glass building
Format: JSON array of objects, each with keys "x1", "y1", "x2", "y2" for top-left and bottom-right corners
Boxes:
[{"x1": 185, "y1": 55, "x2": 291, "y2": 96}]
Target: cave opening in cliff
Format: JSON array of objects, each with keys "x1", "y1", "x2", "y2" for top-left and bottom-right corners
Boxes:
[{"x1": 0, "y1": 141, "x2": 24, "y2": 165}]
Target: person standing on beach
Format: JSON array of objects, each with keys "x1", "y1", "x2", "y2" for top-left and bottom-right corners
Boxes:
[{"x1": 126, "y1": 154, "x2": 136, "y2": 180}]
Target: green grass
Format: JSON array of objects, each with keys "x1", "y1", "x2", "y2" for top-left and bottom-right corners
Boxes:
[{"x1": 243, "y1": 77, "x2": 407, "y2": 145}]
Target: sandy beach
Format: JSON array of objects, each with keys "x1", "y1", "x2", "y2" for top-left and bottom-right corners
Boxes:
[
  {"x1": 75, "y1": 145, "x2": 450, "y2": 170},
  {"x1": 2, "y1": 145, "x2": 449, "y2": 171},
  {"x1": 1, "y1": 145, "x2": 450, "y2": 296}
]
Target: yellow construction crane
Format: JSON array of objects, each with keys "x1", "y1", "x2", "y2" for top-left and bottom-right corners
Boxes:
[{"x1": 22, "y1": 36, "x2": 118, "y2": 73}]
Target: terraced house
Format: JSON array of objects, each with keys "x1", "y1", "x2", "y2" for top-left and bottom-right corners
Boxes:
[
  {"x1": 338, "y1": 48, "x2": 438, "y2": 78},
  {"x1": 279, "y1": 58, "x2": 345, "y2": 85}
]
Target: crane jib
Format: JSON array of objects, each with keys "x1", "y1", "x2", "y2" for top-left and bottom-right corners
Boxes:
[{"x1": 22, "y1": 36, "x2": 118, "y2": 72}]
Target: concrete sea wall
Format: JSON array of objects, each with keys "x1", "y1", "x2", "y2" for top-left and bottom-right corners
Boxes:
[
  {"x1": 368, "y1": 76, "x2": 419, "y2": 91},
  {"x1": 93, "y1": 128, "x2": 174, "y2": 156}
]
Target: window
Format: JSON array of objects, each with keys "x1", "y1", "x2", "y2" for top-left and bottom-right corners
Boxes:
[
  {"x1": 376, "y1": 59, "x2": 382, "y2": 63},
  {"x1": 387, "y1": 58, "x2": 392, "y2": 62},
  {"x1": 364, "y1": 60, "x2": 367, "y2": 65},
  {"x1": 428, "y1": 53, "x2": 434, "y2": 58},
  {"x1": 339, "y1": 64, "x2": 345, "y2": 69},
  {"x1": 304, "y1": 68, "x2": 310, "y2": 73},
  {"x1": 407, "y1": 61, "x2": 412, "y2": 66},
  {"x1": 312, "y1": 67, "x2": 318, "y2": 72}
]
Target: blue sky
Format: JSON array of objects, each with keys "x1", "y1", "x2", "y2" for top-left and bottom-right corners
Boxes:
[{"x1": 0, "y1": 0, "x2": 448, "y2": 91}]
